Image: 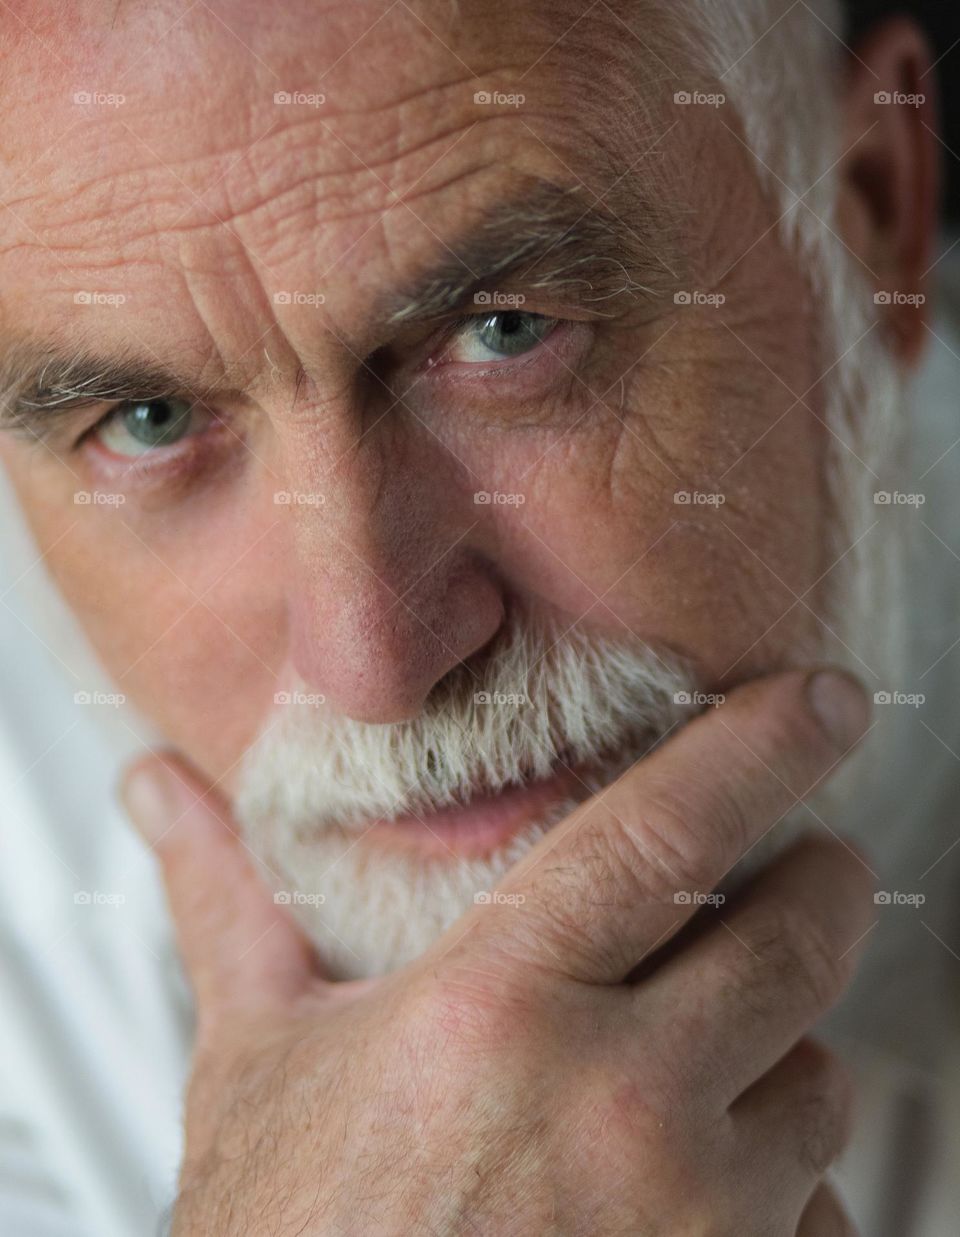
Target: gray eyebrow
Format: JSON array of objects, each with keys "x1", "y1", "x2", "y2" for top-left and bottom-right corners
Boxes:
[
  {"x1": 0, "y1": 179, "x2": 681, "y2": 443},
  {"x1": 383, "y1": 178, "x2": 680, "y2": 324},
  {"x1": 0, "y1": 344, "x2": 205, "y2": 444}
]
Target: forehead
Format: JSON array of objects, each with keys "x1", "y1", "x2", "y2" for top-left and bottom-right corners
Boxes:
[
  {"x1": 0, "y1": 0, "x2": 687, "y2": 375},
  {"x1": 1, "y1": 0, "x2": 677, "y2": 237}
]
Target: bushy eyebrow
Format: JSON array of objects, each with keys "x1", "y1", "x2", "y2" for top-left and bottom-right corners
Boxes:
[
  {"x1": 0, "y1": 343, "x2": 208, "y2": 445},
  {"x1": 0, "y1": 178, "x2": 681, "y2": 444},
  {"x1": 382, "y1": 177, "x2": 681, "y2": 324}
]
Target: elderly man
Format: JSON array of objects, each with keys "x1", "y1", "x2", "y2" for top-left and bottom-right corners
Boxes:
[{"x1": 0, "y1": 0, "x2": 957, "y2": 1232}]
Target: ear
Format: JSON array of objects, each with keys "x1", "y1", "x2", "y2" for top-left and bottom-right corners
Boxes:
[{"x1": 835, "y1": 17, "x2": 940, "y2": 369}]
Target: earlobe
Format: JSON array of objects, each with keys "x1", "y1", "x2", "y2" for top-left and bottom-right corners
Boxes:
[{"x1": 836, "y1": 17, "x2": 940, "y2": 368}]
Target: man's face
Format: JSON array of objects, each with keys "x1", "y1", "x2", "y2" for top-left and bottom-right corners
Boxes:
[{"x1": 0, "y1": 0, "x2": 864, "y2": 970}]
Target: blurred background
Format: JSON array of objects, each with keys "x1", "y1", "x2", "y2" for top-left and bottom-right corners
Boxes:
[{"x1": 847, "y1": 2, "x2": 958, "y2": 222}]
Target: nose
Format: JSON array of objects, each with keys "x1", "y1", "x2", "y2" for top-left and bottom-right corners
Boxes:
[{"x1": 276, "y1": 415, "x2": 504, "y2": 724}]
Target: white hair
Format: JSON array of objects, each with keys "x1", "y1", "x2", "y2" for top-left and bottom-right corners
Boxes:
[
  {"x1": 236, "y1": 602, "x2": 699, "y2": 978},
  {"x1": 668, "y1": 0, "x2": 908, "y2": 692}
]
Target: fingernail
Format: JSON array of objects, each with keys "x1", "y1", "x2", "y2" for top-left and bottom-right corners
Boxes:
[
  {"x1": 807, "y1": 670, "x2": 871, "y2": 749},
  {"x1": 120, "y1": 763, "x2": 179, "y2": 847}
]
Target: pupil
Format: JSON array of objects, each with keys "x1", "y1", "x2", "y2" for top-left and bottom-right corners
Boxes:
[
  {"x1": 126, "y1": 399, "x2": 188, "y2": 445},
  {"x1": 473, "y1": 310, "x2": 553, "y2": 359},
  {"x1": 130, "y1": 400, "x2": 173, "y2": 428}
]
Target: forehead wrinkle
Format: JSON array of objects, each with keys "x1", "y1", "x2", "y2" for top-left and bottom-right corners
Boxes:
[
  {"x1": 0, "y1": 154, "x2": 681, "y2": 441},
  {"x1": 0, "y1": 174, "x2": 683, "y2": 442}
]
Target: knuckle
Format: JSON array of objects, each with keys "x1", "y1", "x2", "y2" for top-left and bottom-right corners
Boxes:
[
  {"x1": 413, "y1": 956, "x2": 544, "y2": 1057},
  {"x1": 641, "y1": 774, "x2": 752, "y2": 894},
  {"x1": 582, "y1": 1067, "x2": 728, "y2": 1234},
  {"x1": 606, "y1": 787, "x2": 734, "y2": 904},
  {"x1": 742, "y1": 905, "x2": 848, "y2": 1016},
  {"x1": 581, "y1": 1038, "x2": 717, "y2": 1162},
  {"x1": 799, "y1": 1186, "x2": 859, "y2": 1237},
  {"x1": 791, "y1": 1042, "x2": 855, "y2": 1174},
  {"x1": 514, "y1": 809, "x2": 688, "y2": 978},
  {"x1": 589, "y1": 1068, "x2": 689, "y2": 1169}
]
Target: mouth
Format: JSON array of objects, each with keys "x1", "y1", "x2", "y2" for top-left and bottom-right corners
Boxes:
[{"x1": 358, "y1": 743, "x2": 647, "y2": 860}]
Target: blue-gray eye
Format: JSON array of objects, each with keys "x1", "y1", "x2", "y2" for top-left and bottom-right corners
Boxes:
[
  {"x1": 451, "y1": 311, "x2": 559, "y2": 363},
  {"x1": 96, "y1": 397, "x2": 212, "y2": 456}
]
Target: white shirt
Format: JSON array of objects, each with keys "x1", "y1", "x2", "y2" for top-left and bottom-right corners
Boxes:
[{"x1": 1, "y1": 264, "x2": 959, "y2": 1235}]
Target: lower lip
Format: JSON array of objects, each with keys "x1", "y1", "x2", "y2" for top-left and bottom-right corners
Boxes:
[{"x1": 361, "y1": 763, "x2": 595, "y2": 859}]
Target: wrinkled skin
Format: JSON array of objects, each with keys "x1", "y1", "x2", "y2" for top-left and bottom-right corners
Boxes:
[
  {"x1": 134, "y1": 672, "x2": 872, "y2": 1235},
  {"x1": 0, "y1": 2, "x2": 937, "y2": 1234},
  {"x1": 0, "y1": 0, "x2": 840, "y2": 781}
]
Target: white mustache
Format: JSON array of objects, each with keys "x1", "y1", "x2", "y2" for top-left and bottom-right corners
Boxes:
[{"x1": 234, "y1": 601, "x2": 699, "y2": 837}]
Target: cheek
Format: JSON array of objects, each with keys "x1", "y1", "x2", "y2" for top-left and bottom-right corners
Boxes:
[
  {"x1": 9, "y1": 463, "x2": 288, "y2": 784},
  {"x1": 460, "y1": 375, "x2": 825, "y2": 680}
]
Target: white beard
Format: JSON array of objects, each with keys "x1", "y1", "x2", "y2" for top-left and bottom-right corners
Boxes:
[
  {"x1": 233, "y1": 248, "x2": 908, "y2": 982},
  {"x1": 234, "y1": 603, "x2": 701, "y2": 978}
]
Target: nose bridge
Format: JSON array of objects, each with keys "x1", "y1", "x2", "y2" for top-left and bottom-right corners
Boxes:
[
  {"x1": 284, "y1": 411, "x2": 388, "y2": 578},
  {"x1": 274, "y1": 411, "x2": 504, "y2": 722},
  {"x1": 283, "y1": 411, "x2": 429, "y2": 619}
]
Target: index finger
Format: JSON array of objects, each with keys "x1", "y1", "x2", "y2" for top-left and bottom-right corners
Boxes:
[
  {"x1": 120, "y1": 752, "x2": 325, "y2": 1015},
  {"x1": 455, "y1": 669, "x2": 871, "y2": 984}
]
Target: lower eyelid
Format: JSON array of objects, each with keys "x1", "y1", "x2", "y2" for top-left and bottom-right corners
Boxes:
[{"x1": 80, "y1": 414, "x2": 229, "y2": 482}]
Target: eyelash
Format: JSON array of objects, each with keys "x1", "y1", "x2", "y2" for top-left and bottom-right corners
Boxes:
[
  {"x1": 75, "y1": 310, "x2": 585, "y2": 464},
  {"x1": 75, "y1": 401, "x2": 169, "y2": 448},
  {"x1": 425, "y1": 313, "x2": 587, "y2": 395}
]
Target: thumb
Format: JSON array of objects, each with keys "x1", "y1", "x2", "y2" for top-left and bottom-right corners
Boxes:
[{"x1": 119, "y1": 752, "x2": 324, "y2": 1014}]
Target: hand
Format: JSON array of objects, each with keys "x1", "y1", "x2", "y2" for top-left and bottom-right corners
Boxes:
[{"x1": 122, "y1": 669, "x2": 871, "y2": 1236}]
